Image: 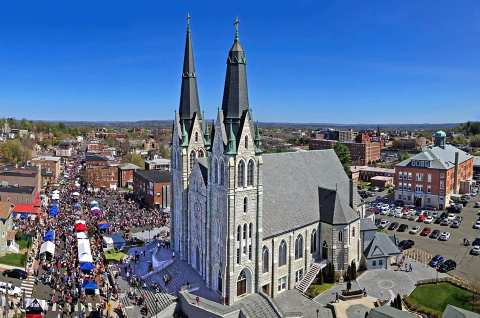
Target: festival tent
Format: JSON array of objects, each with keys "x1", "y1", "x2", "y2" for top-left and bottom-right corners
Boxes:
[
  {"x1": 49, "y1": 206, "x2": 58, "y2": 217},
  {"x1": 91, "y1": 206, "x2": 101, "y2": 211},
  {"x1": 76, "y1": 232, "x2": 88, "y2": 239},
  {"x1": 82, "y1": 280, "x2": 97, "y2": 290},
  {"x1": 90, "y1": 200, "x2": 99, "y2": 207},
  {"x1": 97, "y1": 222, "x2": 109, "y2": 230},
  {"x1": 43, "y1": 230, "x2": 55, "y2": 241},
  {"x1": 75, "y1": 220, "x2": 86, "y2": 225},
  {"x1": 102, "y1": 236, "x2": 114, "y2": 250},
  {"x1": 72, "y1": 192, "x2": 80, "y2": 197},
  {"x1": 74, "y1": 223, "x2": 87, "y2": 232},
  {"x1": 78, "y1": 239, "x2": 93, "y2": 263},
  {"x1": 24, "y1": 298, "x2": 47, "y2": 315},
  {"x1": 74, "y1": 203, "x2": 81, "y2": 209},
  {"x1": 51, "y1": 194, "x2": 60, "y2": 200},
  {"x1": 110, "y1": 233, "x2": 126, "y2": 250},
  {"x1": 39, "y1": 241, "x2": 55, "y2": 256},
  {"x1": 52, "y1": 190, "x2": 60, "y2": 194},
  {"x1": 79, "y1": 262, "x2": 95, "y2": 272}
]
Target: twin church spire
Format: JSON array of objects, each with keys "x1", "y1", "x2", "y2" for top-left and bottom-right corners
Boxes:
[{"x1": 178, "y1": 16, "x2": 251, "y2": 132}]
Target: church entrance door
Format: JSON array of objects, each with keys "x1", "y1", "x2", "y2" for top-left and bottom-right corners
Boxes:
[{"x1": 237, "y1": 270, "x2": 247, "y2": 296}]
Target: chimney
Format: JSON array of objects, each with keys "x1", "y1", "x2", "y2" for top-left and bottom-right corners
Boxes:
[
  {"x1": 453, "y1": 152, "x2": 459, "y2": 194},
  {"x1": 349, "y1": 178, "x2": 354, "y2": 209}
]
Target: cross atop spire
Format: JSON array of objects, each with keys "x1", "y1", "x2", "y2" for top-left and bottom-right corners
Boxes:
[
  {"x1": 186, "y1": 13, "x2": 191, "y2": 32},
  {"x1": 234, "y1": 17, "x2": 239, "y2": 40}
]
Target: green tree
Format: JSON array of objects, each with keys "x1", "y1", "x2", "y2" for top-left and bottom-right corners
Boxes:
[
  {"x1": 470, "y1": 135, "x2": 480, "y2": 148},
  {"x1": 452, "y1": 135, "x2": 467, "y2": 145},
  {"x1": 399, "y1": 152, "x2": 410, "y2": 162},
  {"x1": 0, "y1": 139, "x2": 31, "y2": 164},
  {"x1": 123, "y1": 153, "x2": 145, "y2": 168},
  {"x1": 334, "y1": 142, "x2": 351, "y2": 175}
]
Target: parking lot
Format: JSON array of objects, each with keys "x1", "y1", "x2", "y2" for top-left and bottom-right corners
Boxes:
[{"x1": 372, "y1": 195, "x2": 480, "y2": 284}]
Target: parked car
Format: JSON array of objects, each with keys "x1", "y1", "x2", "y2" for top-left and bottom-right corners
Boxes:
[
  {"x1": 388, "y1": 222, "x2": 400, "y2": 231},
  {"x1": 470, "y1": 246, "x2": 480, "y2": 256},
  {"x1": 475, "y1": 202, "x2": 480, "y2": 208},
  {"x1": 0, "y1": 282, "x2": 22, "y2": 297},
  {"x1": 398, "y1": 224, "x2": 409, "y2": 232},
  {"x1": 410, "y1": 225, "x2": 421, "y2": 234},
  {"x1": 451, "y1": 220, "x2": 461, "y2": 228},
  {"x1": 472, "y1": 238, "x2": 480, "y2": 247},
  {"x1": 430, "y1": 229, "x2": 441, "y2": 239},
  {"x1": 379, "y1": 220, "x2": 391, "y2": 229},
  {"x1": 2, "y1": 269, "x2": 27, "y2": 280},
  {"x1": 439, "y1": 232, "x2": 451, "y2": 241},
  {"x1": 424, "y1": 216, "x2": 434, "y2": 224},
  {"x1": 474, "y1": 220, "x2": 480, "y2": 229},
  {"x1": 429, "y1": 255, "x2": 445, "y2": 268},
  {"x1": 440, "y1": 219, "x2": 450, "y2": 226},
  {"x1": 420, "y1": 227, "x2": 432, "y2": 236},
  {"x1": 398, "y1": 240, "x2": 415, "y2": 250},
  {"x1": 417, "y1": 214, "x2": 426, "y2": 223},
  {"x1": 438, "y1": 259, "x2": 456, "y2": 272},
  {"x1": 447, "y1": 213, "x2": 456, "y2": 221}
]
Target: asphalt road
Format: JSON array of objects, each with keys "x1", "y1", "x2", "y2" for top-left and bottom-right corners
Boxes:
[{"x1": 377, "y1": 196, "x2": 480, "y2": 284}]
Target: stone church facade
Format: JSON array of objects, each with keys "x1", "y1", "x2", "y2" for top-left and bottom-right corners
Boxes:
[{"x1": 171, "y1": 19, "x2": 363, "y2": 305}]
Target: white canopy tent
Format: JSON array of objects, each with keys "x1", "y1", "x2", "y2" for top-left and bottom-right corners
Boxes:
[
  {"x1": 76, "y1": 232, "x2": 88, "y2": 239},
  {"x1": 78, "y1": 238, "x2": 93, "y2": 263},
  {"x1": 51, "y1": 194, "x2": 60, "y2": 200},
  {"x1": 40, "y1": 241, "x2": 55, "y2": 256},
  {"x1": 72, "y1": 192, "x2": 80, "y2": 197},
  {"x1": 75, "y1": 220, "x2": 86, "y2": 225},
  {"x1": 52, "y1": 190, "x2": 60, "y2": 194}
]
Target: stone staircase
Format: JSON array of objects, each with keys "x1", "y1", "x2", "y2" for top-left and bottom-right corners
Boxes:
[
  {"x1": 120, "y1": 287, "x2": 175, "y2": 317},
  {"x1": 295, "y1": 261, "x2": 326, "y2": 294},
  {"x1": 233, "y1": 294, "x2": 280, "y2": 318}
]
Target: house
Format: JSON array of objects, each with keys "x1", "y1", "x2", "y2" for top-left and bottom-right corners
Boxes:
[
  {"x1": 0, "y1": 165, "x2": 41, "y2": 192},
  {"x1": 362, "y1": 231, "x2": 401, "y2": 269},
  {"x1": 118, "y1": 163, "x2": 141, "y2": 188},
  {"x1": 31, "y1": 156, "x2": 61, "y2": 186},
  {"x1": 133, "y1": 170, "x2": 170, "y2": 208},
  {"x1": 145, "y1": 157, "x2": 170, "y2": 171},
  {"x1": 443, "y1": 305, "x2": 480, "y2": 318},
  {"x1": 83, "y1": 155, "x2": 119, "y2": 190},
  {"x1": 367, "y1": 305, "x2": 417, "y2": 318},
  {"x1": 55, "y1": 141, "x2": 73, "y2": 157}
]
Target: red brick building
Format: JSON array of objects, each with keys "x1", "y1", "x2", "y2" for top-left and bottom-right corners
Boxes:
[
  {"x1": 118, "y1": 163, "x2": 141, "y2": 188},
  {"x1": 309, "y1": 133, "x2": 381, "y2": 166},
  {"x1": 133, "y1": 170, "x2": 170, "y2": 208},
  {"x1": 83, "y1": 154, "x2": 118, "y2": 190},
  {"x1": 394, "y1": 131, "x2": 474, "y2": 209}
]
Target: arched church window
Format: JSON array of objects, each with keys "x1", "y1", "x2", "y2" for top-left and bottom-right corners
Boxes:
[
  {"x1": 237, "y1": 270, "x2": 247, "y2": 296},
  {"x1": 237, "y1": 160, "x2": 245, "y2": 187},
  {"x1": 311, "y1": 230, "x2": 317, "y2": 253},
  {"x1": 214, "y1": 159, "x2": 218, "y2": 184},
  {"x1": 219, "y1": 161, "x2": 225, "y2": 185},
  {"x1": 189, "y1": 150, "x2": 196, "y2": 170},
  {"x1": 245, "y1": 135, "x2": 248, "y2": 149},
  {"x1": 295, "y1": 234, "x2": 303, "y2": 259},
  {"x1": 243, "y1": 197, "x2": 248, "y2": 214},
  {"x1": 262, "y1": 247, "x2": 269, "y2": 273},
  {"x1": 198, "y1": 149, "x2": 204, "y2": 158},
  {"x1": 249, "y1": 223, "x2": 253, "y2": 238},
  {"x1": 237, "y1": 225, "x2": 241, "y2": 241},
  {"x1": 195, "y1": 132, "x2": 199, "y2": 142},
  {"x1": 243, "y1": 224, "x2": 247, "y2": 240},
  {"x1": 322, "y1": 241, "x2": 328, "y2": 260},
  {"x1": 352, "y1": 226, "x2": 355, "y2": 238},
  {"x1": 278, "y1": 240, "x2": 287, "y2": 267},
  {"x1": 217, "y1": 271, "x2": 222, "y2": 292},
  {"x1": 338, "y1": 230, "x2": 343, "y2": 242},
  {"x1": 247, "y1": 160, "x2": 254, "y2": 186}
]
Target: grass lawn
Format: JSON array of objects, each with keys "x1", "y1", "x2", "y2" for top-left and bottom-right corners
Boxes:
[
  {"x1": 104, "y1": 250, "x2": 126, "y2": 262},
  {"x1": 0, "y1": 253, "x2": 27, "y2": 267},
  {"x1": 305, "y1": 283, "x2": 334, "y2": 299},
  {"x1": 407, "y1": 282, "x2": 478, "y2": 315},
  {"x1": 15, "y1": 232, "x2": 32, "y2": 250}
]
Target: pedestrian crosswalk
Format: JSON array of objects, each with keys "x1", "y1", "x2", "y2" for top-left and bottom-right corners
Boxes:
[{"x1": 21, "y1": 275, "x2": 36, "y2": 298}]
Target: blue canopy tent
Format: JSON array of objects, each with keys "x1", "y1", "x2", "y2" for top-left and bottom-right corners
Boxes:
[
  {"x1": 79, "y1": 262, "x2": 95, "y2": 272},
  {"x1": 97, "y1": 223, "x2": 109, "y2": 230},
  {"x1": 82, "y1": 280, "x2": 97, "y2": 290},
  {"x1": 74, "y1": 203, "x2": 81, "y2": 209},
  {"x1": 110, "y1": 233, "x2": 126, "y2": 250},
  {"x1": 44, "y1": 230, "x2": 55, "y2": 242},
  {"x1": 49, "y1": 206, "x2": 58, "y2": 217}
]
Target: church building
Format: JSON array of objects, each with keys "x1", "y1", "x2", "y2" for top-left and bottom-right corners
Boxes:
[{"x1": 171, "y1": 17, "x2": 364, "y2": 306}]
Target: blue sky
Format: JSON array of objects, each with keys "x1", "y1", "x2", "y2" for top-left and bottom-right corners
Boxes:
[{"x1": 1, "y1": 0, "x2": 479, "y2": 124}]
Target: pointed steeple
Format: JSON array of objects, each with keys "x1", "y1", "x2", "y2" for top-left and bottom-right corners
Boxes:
[
  {"x1": 226, "y1": 123, "x2": 237, "y2": 155},
  {"x1": 254, "y1": 123, "x2": 263, "y2": 154},
  {"x1": 221, "y1": 17, "x2": 249, "y2": 125},
  {"x1": 179, "y1": 14, "x2": 201, "y2": 127}
]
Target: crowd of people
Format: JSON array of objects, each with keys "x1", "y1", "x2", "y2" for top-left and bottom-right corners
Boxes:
[{"x1": 12, "y1": 157, "x2": 171, "y2": 317}]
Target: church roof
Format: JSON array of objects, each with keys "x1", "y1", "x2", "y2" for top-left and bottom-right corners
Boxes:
[
  {"x1": 364, "y1": 232, "x2": 400, "y2": 259},
  {"x1": 262, "y1": 149, "x2": 360, "y2": 238},
  {"x1": 318, "y1": 187, "x2": 359, "y2": 225}
]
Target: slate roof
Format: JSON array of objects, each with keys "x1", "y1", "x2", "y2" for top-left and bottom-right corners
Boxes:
[
  {"x1": 318, "y1": 187, "x2": 359, "y2": 225},
  {"x1": 397, "y1": 144, "x2": 472, "y2": 169},
  {"x1": 197, "y1": 158, "x2": 209, "y2": 185},
  {"x1": 443, "y1": 305, "x2": 480, "y2": 318},
  {"x1": 368, "y1": 305, "x2": 417, "y2": 318},
  {"x1": 134, "y1": 170, "x2": 170, "y2": 183},
  {"x1": 364, "y1": 232, "x2": 401, "y2": 259},
  {"x1": 85, "y1": 154, "x2": 108, "y2": 162},
  {"x1": 360, "y1": 218, "x2": 377, "y2": 232},
  {"x1": 262, "y1": 150, "x2": 360, "y2": 238}
]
